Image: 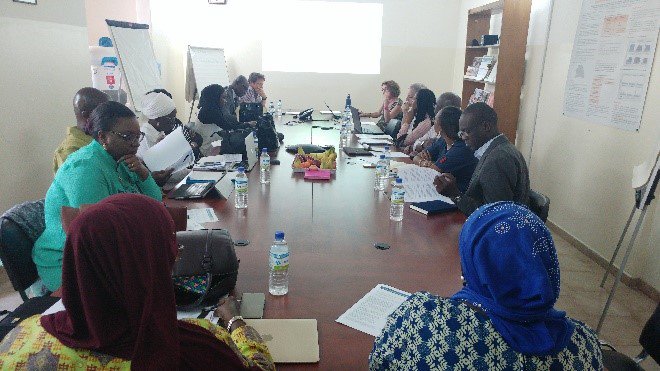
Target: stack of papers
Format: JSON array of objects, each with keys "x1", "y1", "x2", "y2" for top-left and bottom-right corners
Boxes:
[
  {"x1": 193, "y1": 154, "x2": 243, "y2": 171},
  {"x1": 336, "y1": 284, "x2": 411, "y2": 336},
  {"x1": 187, "y1": 207, "x2": 219, "y2": 230}
]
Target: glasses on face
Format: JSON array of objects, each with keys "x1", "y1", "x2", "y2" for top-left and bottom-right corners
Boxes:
[
  {"x1": 110, "y1": 130, "x2": 145, "y2": 143},
  {"x1": 457, "y1": 125, "x2": 478, "y2": 140}
]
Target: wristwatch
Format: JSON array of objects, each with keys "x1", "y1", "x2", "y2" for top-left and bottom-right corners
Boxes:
[
  {"x1": 226, "y1": 315, "x2": 244, "y2": 332},
  {"x1": 451, "y1": 194, "x2": 462, "y2": 204}
]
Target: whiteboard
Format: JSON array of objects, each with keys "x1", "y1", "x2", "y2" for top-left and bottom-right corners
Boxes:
[
  {"x1": 185, "y1": 46, "x2": 229, "y2": 102},
  {"x1": 106, "y1": 20, "x2": 163, "y2": 112}
]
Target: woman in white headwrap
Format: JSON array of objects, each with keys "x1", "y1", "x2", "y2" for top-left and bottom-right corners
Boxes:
[
  {"x1": 138, "y1": 90, "x2": 202, "y2": 159},
  {"x1": 138, "y1": 91, "x2": 178, "y2": 156}
]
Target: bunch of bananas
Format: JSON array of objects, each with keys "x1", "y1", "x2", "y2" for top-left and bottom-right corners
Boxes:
[{"x1": 293, "y1": 147, "x2": 337, "y2": 170}]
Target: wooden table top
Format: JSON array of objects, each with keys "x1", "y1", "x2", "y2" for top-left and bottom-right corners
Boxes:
[{"x1": 166, "y1": 120, "x2": 466, "y2": 370}]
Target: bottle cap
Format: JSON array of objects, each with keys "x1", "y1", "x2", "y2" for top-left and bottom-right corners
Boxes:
[
  {"x1": 262, "y1": 148, "x2": 267, "y2": 153},
  {"x1": 396, "y1": 177, "x2": 403, "y2": 184},
  {"x1": 237, "y1": 166, "x2": 245, "y2": 172},
  {"x1": 275, "y1": 231, "x2": 285, "y2": 240},
  {"x1": 379, "y1": 154, "x2": 385, "y2": 159}
]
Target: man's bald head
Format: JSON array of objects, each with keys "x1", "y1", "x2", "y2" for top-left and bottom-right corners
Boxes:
[{"x1": 73, "y1": 87, "x2": 109, "y2": 134}]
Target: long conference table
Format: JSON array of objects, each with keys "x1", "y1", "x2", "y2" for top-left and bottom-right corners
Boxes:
[{"x1": 167, "y1": 118, "x2": 466, "y2": 370}]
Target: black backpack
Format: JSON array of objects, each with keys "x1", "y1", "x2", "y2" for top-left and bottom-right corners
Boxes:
[{"x1": 256, "y1": 113, "x2": 280, "y2": 152}]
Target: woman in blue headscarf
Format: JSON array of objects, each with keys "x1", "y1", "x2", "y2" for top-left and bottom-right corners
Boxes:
[{"x1": 369, "y1": 202, "x2": 603, "y2": 370}]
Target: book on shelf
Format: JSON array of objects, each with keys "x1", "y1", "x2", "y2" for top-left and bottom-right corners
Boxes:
[
  {"x1": 475, "y1": 56, "x2": 495, "y2": 80},
  {"x1": 484, "y1": 59, "x2": 497, "y2": 83},
  {"x1": 468, "y1": 88, "x2": 491, "y2": 105},
  {"x1": 464, "y1": 57, "x2": 482, "y2": 78}
]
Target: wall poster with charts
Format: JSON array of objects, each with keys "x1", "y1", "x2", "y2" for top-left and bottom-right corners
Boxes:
[{"x1": 563, "y1": 0, "x2": 659, "y2": 131}]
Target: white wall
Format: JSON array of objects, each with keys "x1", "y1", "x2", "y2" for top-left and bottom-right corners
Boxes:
[
  {"x1": 85, "y1": 0, "x2": 151, "y2": 46},
  {"x1": 148, "y1": 0, "x2": 462, "y2": 121},
  {"x1": 0, "y1": 0, "x2": 90, "y2": 212},
  {"x1": 454, "y1": 0, "x2": 659, "y2": 291}
]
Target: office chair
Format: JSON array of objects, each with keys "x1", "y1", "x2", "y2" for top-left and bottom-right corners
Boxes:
[
  {"x1": 529, "y1": 189, "x2": 550, "y2": 222},
  {"x1": 0, "y1": 201, "x2": 44, "y2": 302},
  {"x1": 601, "y1": 303, "x2": 659, "y2": 370}
]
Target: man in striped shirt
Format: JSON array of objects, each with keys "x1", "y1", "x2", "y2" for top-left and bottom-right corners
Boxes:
[{"x1": 239, "y1": 72, "x2": 267, "y2": 108}]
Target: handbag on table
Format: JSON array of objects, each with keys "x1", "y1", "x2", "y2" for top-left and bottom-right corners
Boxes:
[{"x1": 173, "y1": 229, "x2": 240, "y2": 310}]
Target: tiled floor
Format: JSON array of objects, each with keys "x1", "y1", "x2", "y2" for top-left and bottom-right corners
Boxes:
[{"x1": 0, "y1": 232, "x2": 658, "y2": 369}]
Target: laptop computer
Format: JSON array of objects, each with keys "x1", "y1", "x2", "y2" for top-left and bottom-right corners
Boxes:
[
  {"x1": 244, "y1": 319, "x2": 319, "y2": 363},
  {"x1": 350, "y1": 106, "x2": 385, "y2": 135},
  {"x1": 225, "y1": 134, "x2": 259, "y2": 172}
]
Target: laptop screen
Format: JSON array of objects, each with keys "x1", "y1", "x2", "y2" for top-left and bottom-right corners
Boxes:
[
  {"x1": 244, "y1": 133, "x2": 258, "y2": 171},
  {"x1": 349, "y1": 106, "x2": 362, "y2": 132}
]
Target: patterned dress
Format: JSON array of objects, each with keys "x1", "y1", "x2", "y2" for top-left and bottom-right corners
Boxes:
[
  {"x1": 369, "y1": 292, "x2": 603, "y2": 371},
  {"x1": 0, "y1": 316, "x2": 275, "y2": 370}
]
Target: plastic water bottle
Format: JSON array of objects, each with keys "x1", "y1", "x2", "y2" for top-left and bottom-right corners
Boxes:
[
  {"x1": 269, "y1": 231, "x2": 289, "y2": 295},
  {"x1": 253, "y1": 131, "x2": 259, "y2": 156},
  {"x1": 390, "y1": 177, "x2": 405, "y2": 221},
  {"x1": 276, "y1": 99, "x2": 283, "y2": 119},
  {"x1": 260, "y1": 148, "x2": 271, "y2": 184},
  {"x1": 344, "y1": 105, "x2": 353, "y2": 132},
  {"x1": 345, "y1": 94, "x2": 352, "y2": 108},
  {"x1": 374, "y1": 154, "x2": 388, "y2": 191},
  {"x1": 268, "y1": 101, "x2": 275, "y2": 115},
  {"x1": 234, "y1": 167, "x2": 248, "y2": 209},
  {"x1": 384, "y1": 146, "x2": 391, "y2": 171},
  {"x1": 339, "y1": 123, "x2": 349, "y2": 148}
]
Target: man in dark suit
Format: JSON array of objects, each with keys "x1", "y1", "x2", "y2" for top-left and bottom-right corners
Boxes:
[{"x1": 434, "y1": 102, "x2": 530, "y2": 216}]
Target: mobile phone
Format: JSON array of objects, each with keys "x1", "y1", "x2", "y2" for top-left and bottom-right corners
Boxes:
[{"x1": 240, "y1": 293, "x2": 265, "y2": 319}]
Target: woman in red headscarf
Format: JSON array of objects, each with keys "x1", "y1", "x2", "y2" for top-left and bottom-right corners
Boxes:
[{"x1": 0, "y1": 194, "x2": 274, "y2": 370}]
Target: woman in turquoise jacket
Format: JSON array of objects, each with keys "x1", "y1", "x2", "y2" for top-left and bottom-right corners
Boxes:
[{"x1": 34, "y1": 101, "x2": 162, "y2": 291}]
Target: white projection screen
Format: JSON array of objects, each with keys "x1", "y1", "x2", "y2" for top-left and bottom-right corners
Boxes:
[
  {"x1": 262, "y1": 1, "x2": 383, "y2": 74},
  {"x1": 106, "y1": 20, "x2": 163, "y2": 112}
]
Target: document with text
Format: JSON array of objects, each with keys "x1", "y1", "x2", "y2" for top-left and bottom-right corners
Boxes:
[{"x1": 336, "y1": 284, "x2": 411, "y2": 337}]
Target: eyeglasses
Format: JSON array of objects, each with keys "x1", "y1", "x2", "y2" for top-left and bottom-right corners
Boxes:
[
  {"x1": 457, "y1": 125, "x2": 478, "y2": 140},
  {"x1": 110, "y1": 130, "x2": 145, "y2": 143}
]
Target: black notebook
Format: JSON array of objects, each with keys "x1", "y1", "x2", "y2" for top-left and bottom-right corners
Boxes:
[{"x1": 410, "y1": 200, "x2": 457, "y2": 215}]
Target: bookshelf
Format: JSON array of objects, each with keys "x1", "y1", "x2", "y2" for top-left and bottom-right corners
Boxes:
[{"x1": 461, "y1": 0, "x2": 532, "y2": 143}]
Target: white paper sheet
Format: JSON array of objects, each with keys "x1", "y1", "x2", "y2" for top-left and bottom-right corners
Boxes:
[
  {"x1": 176, "y1": 309, "x2": 203, "y2": 320},
  {"x1": 355, "y1": 134, "x2": 390, "y2": 140},
  {"x1": 336, "y1": 284, "x2": 410, "y2": 337},
  {"x1": 563, "y1": 0, "x2": 659, "y2": 131},
  {"x1": 358, "y1": 138, "x2": 393, "y2": 145},
  {"x1": 367, "y1": 148, "x2": 409, "y2": 159},
  {"x1": 44, "y1": 299, "x2": 202, "y2": 320},
  {"x1": 394, "y1": 165, "x2": 454, "y2": 203},
  {"x1": 403, "y1": 183, "x2": 455, "y2": 204},
  {"x1": 43, "y1": 299, "x2": 65, "y2": 315},
  {"x1": 187, "y1": 208, "x2": 219, "y2": 224},
  {"x1": 143, "y1": 127, "x2": 194, "y2": 172}
]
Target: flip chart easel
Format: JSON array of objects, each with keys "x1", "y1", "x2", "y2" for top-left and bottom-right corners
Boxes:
[{"x1": 185, "y1": 46, "x2": 230, "y2": 123}]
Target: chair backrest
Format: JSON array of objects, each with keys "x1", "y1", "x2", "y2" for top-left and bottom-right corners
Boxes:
[
  {"x1": 640, "y1": 303, "x2": 660, "y2": 364},
  {"x1": 529, "y1": 189, "x2": 550, "y2": 222},
  {"x1": 0, "y1": 217, "x2": 39, "y2": 298}
]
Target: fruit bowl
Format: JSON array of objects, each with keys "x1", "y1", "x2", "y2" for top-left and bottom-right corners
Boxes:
[{"x1": 292, "y1": 147, "x2": 337, "y2": 173}]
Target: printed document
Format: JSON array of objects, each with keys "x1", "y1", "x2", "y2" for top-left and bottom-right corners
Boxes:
[
  {"x1": 395, "y1": 165, "x2": 455, "y2": 203},
  {"x1": 336, "y1": 284, "x2": 410, "y2": 336},
  {"x1": 142, "y1": 127, "x2": 194, "y2": 172}
]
